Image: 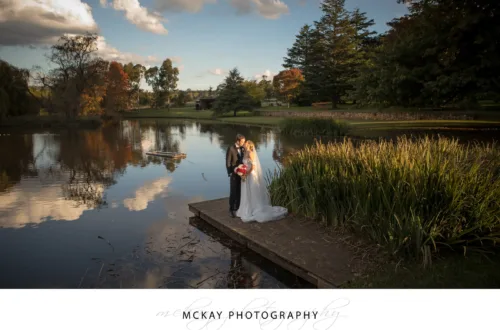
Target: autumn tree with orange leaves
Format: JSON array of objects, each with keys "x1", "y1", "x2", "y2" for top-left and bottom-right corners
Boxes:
[
  {"x1": 272, "y1": 68, "x2": 304, "y2": 108},
  {"x1": 105, "y1": 62, "x2": 131, "y2": 112}
]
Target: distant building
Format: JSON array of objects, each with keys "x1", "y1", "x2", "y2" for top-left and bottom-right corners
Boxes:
[{"x1": 261, "y1": 98, "x2": 281, "y2": 107}]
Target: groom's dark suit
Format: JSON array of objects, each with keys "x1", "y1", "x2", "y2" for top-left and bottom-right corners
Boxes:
[{"x1": 226, "y1": 144, "x2": 245, "y2": 212}]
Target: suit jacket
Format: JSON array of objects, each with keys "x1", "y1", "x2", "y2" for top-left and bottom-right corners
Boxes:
[{"x1": 226, "y1": 145, "x2": 244, "y2": 176}]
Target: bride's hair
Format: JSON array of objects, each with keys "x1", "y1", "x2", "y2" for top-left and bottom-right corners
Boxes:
[
  {"x1": 245, "y1": 141, "x2": 255, "y2": 160},
  {"x1": 246, "y1": 140, "x2": 255, "y2": 152}
]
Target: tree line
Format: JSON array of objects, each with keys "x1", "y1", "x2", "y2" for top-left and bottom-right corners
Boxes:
[
  {"x1": 276, "y1": 0, "x2": 500, "y2": 109},
  {"x1": 0, "y1": 33, "x2": 186, "y2": 121}
]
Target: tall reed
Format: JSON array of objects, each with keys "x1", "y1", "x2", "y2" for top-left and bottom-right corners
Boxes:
[
  {"x1": 279, "y1": 118, "x2": 349, "y2": 137},
  {"x1": 268, "y1": 136, "x2": 500, "y2": 262}
]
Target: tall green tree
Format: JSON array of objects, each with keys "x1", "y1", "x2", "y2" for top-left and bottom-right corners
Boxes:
[
  {"x1": 355, "y1": 0, "x2": 500, "y2": 108},
  {"x1": 243, "y1": 79, "x2": 266, "y2": 107},
  {"x1": 213, "y1": 68, "x2": 253, "y2": 117},
  {"x1": 311, "y1": 0, "x2": 363, "y2": 108},
  {"x1": 123, "y1": 63, "x2": 145, "y2": 107},
  {"x1": 258, "y1": 76, "x2": 275, "y2": 100},
  {"x1": 40, "y1": 33, "x2": 108, "y2": 117},
  {"x1": 145, "y1": 59, "x2": 179, "y2": 110},
  {"x1": 283, "y1": 24, "x2": 322, "y2": 103},
  {"x1": 283, "y1": 24, "x2": 315, "y2": 73}
]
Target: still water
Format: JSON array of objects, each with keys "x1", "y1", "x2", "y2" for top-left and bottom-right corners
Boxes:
[{"x1": 0, "y1": 119, "x2": 314, "y2": 288}]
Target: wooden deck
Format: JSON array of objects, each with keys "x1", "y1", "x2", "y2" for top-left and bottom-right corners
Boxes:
[{"x1": 188, "y1": 198, "x2": 363, "y2": 288}]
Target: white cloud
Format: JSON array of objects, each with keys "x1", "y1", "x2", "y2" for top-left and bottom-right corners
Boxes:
[
  {"x1": 0, "y1": 0, "x2": 160, "y2": 66},
  {"x1": 106, "y1": 0, "x2": 168, "y2": 35},
  {"x1": 123, "y1": 177, "x2": 172, "y2": 211},
  {"x1": 154, "y1": 0, "x2": 288, "y2": 19},
  {"x1": 155, "y1": 0, "x2": 217, "y2": 13},
  {"x1": 96, "y1": 36, "x2": 160, "y2": 65},
  {"x1": 230, "y1": 0, "x2": 289, "y2": 19},
  {"x1": 254, "y1": 0, "x2": 289, "y2": 19},
  {"x1": 0, "y1": 178, "x2": 102, "y2": 228},
  {"x1": 0, "y1": 0, "x2": 98, "y2": 45},
  {"x1": 209, "y1": 68, "x2": 226, "y2": 76},
  {"x1": 169, "y1": 56, "x2": 182, "y2": 63},
  {"x1": 254, "y1": 69, "x2": 276, "y2": 81}
]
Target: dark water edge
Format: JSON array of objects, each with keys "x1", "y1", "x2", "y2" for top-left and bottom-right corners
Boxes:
[{"x1": 0, "y1": 115, "x2": 103, "y2": 130}]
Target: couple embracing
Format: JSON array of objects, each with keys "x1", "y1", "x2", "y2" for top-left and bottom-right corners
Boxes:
[{"x1": 225, "y1": 134, "x2": 287, "y2": 222}]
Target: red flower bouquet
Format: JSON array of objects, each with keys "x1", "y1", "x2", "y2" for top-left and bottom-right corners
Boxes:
[{"x1": 235, "y1": 164, "x2": 248, "y2": 181}]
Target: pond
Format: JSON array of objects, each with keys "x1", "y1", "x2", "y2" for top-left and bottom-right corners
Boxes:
[
  {"x1": 0, "y1": 119, "x2": 497, "y2": 289},
  {"x1": 0, "y1": 119, "x2": 314, "y2": 288}
]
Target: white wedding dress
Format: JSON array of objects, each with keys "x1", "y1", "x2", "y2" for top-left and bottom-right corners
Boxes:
[{"x1": 236, "y1": 152, "x2": 288, "y2": 223}]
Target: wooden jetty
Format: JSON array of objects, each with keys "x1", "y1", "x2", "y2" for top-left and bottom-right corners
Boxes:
[
  {"x1": 189, "y1": 198, "x2": 367, "y2": 288},
  {"x1": 146, "y1": 151, "x2": 187, "y2": 159}
]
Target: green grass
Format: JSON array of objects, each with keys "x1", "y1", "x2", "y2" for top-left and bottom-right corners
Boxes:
[
  {"x1": 268, "y1": 136, "x2": 500, "y2": 263},
  {"x1": 279, "y1": 118, "x2": 350, "y2": 136}
]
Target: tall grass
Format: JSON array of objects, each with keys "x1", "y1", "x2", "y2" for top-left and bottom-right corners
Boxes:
[
  {"x1": 268, "y1": 136, "x2": 500, "y2": 262},
  {"x1": 279, "y1": 118, "x2": 349, "y2": 136}
]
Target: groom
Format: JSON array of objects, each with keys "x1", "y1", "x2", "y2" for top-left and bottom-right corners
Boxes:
[{"x1": 226, "y1": 134, "x2": 245, "y2": 218}]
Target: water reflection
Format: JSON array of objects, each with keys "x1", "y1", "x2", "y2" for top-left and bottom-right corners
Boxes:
[
  {"x1": 189, "y1": 217, "x2": 313, "y2": 289},
  {"x1": 0, "y1": 119, "x2": 310, "y2": 288}
]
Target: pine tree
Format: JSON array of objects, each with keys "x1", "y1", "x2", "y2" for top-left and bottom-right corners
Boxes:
[
  {"x1": 312, "y1": 0, "x2": 360, "y2": 108},
  {"x1": 283, "y1": 24, "x2": 322, "y2": 103},
  {"x1": 213, "y1": 68, "x2": 253, "y2": 117},
  {"x1": 283, "y1": 24, "x2": 315, "y2": 72}
]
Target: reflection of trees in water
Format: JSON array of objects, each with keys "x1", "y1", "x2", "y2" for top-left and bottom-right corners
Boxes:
[
  {"x1": 272, "y1": 133, "x2": 313, "y2": 165},
  {"x1": 0, "y1": 121, "x2": 312, "y2": 209},
  {"x1": 135, "y1": 120, "x2": 183, "y2": 173},
  {"x1": 197, "y1": 122, "x2": 273, "y2": 152},
  {"x1": 0, "y1": 134, "x2": 37, "y2": 192},
  {"x1": 56, "y1": 126, "x2": 133, "y2": 208}
]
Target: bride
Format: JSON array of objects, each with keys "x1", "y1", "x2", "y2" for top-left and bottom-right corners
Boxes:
[{"x1": 236, "y1": 140, "x2": 288, "y2": 223}]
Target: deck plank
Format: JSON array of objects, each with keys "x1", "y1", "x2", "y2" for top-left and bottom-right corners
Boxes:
[{"x1": 189, "y1": 198, "x2": 361, "y2": 288}]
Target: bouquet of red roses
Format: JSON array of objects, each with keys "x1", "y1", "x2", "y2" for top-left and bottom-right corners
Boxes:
[{"x1": 235, "y1": 164, "x2": 248, "y2": 181}]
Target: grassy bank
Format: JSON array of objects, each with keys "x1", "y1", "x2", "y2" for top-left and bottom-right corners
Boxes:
[
  {"x1": 268, "y1": 136, "x2": 500, "y2": 262},
  {"x1": 123, "y1": 107, "x2": 214, "y2": 120},
  {"x1": 279, "y1": 118, "x2": 349, "y2": 136},
  {"x1": 122, "y1": 107, "x2": 500, "y2": 140},
  {"x1": 0, "y1": 115, "x2": 103, "y2": 129}
]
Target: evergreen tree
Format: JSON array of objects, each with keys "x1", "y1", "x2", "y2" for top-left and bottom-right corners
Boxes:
[
  {"x1": 213, "y1": 68, "x2": 253, "y2": 117},
  {"x1": 283, "y1": 24, "x2": 323, "y2": 103},
  {"x1": 310, "y1": 0, "x2": 361, "y2": 108}
]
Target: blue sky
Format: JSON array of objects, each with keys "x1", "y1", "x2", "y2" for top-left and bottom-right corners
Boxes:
[{"x1": 0, "y1": 0, "x2": 408, "y2": 90}]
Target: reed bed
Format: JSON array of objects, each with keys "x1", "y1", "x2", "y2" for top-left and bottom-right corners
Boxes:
[
  {"x1": 268, "y1": 136, "x2": 500, "y2": 262},
  {"x1": 279, "y1": 118, "x2": 350, "y2": 137}
]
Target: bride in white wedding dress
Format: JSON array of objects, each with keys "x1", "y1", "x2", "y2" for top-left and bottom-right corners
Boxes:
[{"x1": 236, "y1": 140, "x2": 288, "y2": 223}]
